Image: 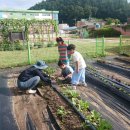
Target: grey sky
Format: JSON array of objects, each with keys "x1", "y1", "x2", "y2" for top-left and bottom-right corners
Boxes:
[
  {"x1": 0, "y1": 0, "x2": 43, "y2": 9},
  {"x1": 0, "y1": 0, "x2": 129, "y2": 10}
]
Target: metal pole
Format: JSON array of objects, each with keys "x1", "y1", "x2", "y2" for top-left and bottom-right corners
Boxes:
[
  {"x1": 119, "y1": 35, "x2": 122, "y2": 53},
  {"x1": 68, "y1": 39, "x2": 70, "y2": 45},
  {"x1": 96, "y1": 37, "x2": 98, "y2": 56},
  {"x1": 102, "y1": 36, "x2": 105, "y2": 55},
  {"x1": 27, "y1": 41, "x2": 31, "y2": 64}
]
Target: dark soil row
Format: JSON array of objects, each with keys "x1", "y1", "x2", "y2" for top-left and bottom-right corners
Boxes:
[
  {"x1": 94, "y1": 61, "x2": 130, "y2": 79},
  {"x1": 38, "y1": 85, "x2": 85, "y2": 130}
]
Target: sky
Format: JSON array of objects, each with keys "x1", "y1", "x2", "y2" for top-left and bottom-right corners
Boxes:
[
  {"x1": 0, "y1": 0, "x2": 43, "y2": 9},
  {"x1": 0, "y1": 0, "x2": 130, "y2": 10}
]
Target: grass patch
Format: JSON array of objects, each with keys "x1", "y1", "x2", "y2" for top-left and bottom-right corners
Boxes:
[{"x1": 0, "y1": 38, "x2": 129, "y2": 68}]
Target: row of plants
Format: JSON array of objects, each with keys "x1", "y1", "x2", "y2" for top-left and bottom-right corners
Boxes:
[
  {"x1": 0, "y1": 19, "x2": 58, "y2": 51},
  {"x1": 97, "y1": 59, "x2": 130, "y2": 70},
  {"x1": 43, "y1": 66, "x2": 112, "y2": 129},
  {"x1": 87, "y1": 65, "x2": 130, "y2": 97},
  {"x1": 60, "y1": 86, "x2": 112, "y2": 130},
  {"x1": 96, "y1": 59, "x2": 130, "y2": 79},
  {"x1": 40, "y1": 84, "x2": 84, "y2": 130}
]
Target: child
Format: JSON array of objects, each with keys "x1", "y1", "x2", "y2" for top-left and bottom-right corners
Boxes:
[
  {"x1": 58, "y1": 60, "x2": 73, "y2": 84},
  {"x1": 56, "y1": 37, "x2": 69, "y2": 65},
  {"x1": 67, "y1": 44, "x2": 87, "y2": 89}
]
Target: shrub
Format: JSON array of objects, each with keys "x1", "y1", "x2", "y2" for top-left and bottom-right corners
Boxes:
[{"x1": 90, "y1": 27, "x2": 121, "y2": 37}]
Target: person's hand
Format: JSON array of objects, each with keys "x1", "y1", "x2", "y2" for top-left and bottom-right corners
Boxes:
[
  {"x1": 76, "y1": 69, "x2": 79, "y2": 73},
  {"x1": 51, "y1": 80, "x2": 56, "y2": 84},
  {"x1": 50, "y1": 75, "x2": 55, "y2": 80}
]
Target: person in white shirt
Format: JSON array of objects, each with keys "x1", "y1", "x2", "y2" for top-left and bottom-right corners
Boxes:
[{"x1": 67, "y1": 44, "x2": 87, "y2": 89}]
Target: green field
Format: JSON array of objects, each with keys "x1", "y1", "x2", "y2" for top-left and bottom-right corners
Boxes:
[{"x1": 0, "y1": 38, "x2": 129, "y2": 68}]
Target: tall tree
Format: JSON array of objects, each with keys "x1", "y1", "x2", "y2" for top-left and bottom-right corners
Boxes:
[{"x1": 29, "y1": 0, "x2": 130, "y2": 25}]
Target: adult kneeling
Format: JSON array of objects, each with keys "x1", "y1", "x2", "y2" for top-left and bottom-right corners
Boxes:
[{"x1": 17, "y1": 60, "x2": 51, "y2": 94}]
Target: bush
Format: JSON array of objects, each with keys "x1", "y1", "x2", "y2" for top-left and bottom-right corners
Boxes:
[
  {"x1": 47, "y1": 41, "x2": 56, "y2": 47},
  {"x1": 90, "y1": 27, "x2": 121, "y2": 37}
]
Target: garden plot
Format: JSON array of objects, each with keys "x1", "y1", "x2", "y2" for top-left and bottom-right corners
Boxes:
[
  {"x1": 76, "y1": 84, "x2": 130, "y2": 130},
  {"x1": 92, "y1": 60, "x2": 130, "y2": 86},
  {"x1": 51, "y1": 66, "x2": 130, "y2": 130},
  {"x1": 97, "y1": 59, "x2": 130, "y2": 70},
  {"x1": 93, "y1": 60, "x2": 130, "y2": 79},
  {"x1": 8, "y1": 72, "x2": 85, "y2": 130},
  {"x1": 5, "y1": 64, "x2": 130, "y2": 130},
  {"x1": 115, "y1": 57, "x2": 130, "y2": 65}
]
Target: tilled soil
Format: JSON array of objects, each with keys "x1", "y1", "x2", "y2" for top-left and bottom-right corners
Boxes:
[
  {"x1": 40, "y1": 86, "x2": 83, "y2": 130},
  {"x1": 8, "y1": 72, "x2": 84, "y2": 130},
  {"x1": 8, "y1": 74, "x2": 48, "y2": 130},
  {"x1": 93, "y1": 65, "x2": 130, "y2": 85},
  {"x1": 76, "y1": 84, "x2": 130, "y2": 130}
]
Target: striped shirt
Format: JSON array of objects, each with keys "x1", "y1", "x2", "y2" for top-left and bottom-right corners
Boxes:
[{"x1": 58, "y1": 43, "x2": 68, "y2": 64}]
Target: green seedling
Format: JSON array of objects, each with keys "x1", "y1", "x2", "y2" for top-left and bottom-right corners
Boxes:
[
  {"x1": 63, "y1": 89, "x2": 79, "y2": 99},
  {"x1": 98, "y1": 119, "x2": 112, "y2": 130},
  {"x1": 87, "y1": 110, "x2": 101, "y2": 127},
  {"x1": 119, "y1": 88, "x2": 123, "y2": 91},
  {"x1": 71, "y1": 97, "x2": 79, "y2": 106},
  {"x1": 78, "y1": 100, "x2": 89, "y2": 112},
  {"x1": 44, "y1": 67, "x2": 56, "y2": 76},
  {"x1": 57, "y1": 106, "x2": 67, "y2": 120}
]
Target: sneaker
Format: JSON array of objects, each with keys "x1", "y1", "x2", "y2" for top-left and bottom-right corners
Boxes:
[
  {"x1": 72, "y1": 85, "x2": 77, "y2": 90},
  {"x1": 82, "y1": 83, "x2": 87, "y2": 87},
  {"x1": 78, "y1": 82, "x2": 87, "y2": 87},
  {"x1": 28, "y1": 89, "x2": 37, "y2": 94}
]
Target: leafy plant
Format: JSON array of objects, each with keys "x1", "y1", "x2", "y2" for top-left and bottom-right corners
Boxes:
[
  {"x1": 63, "y1": 89, "x2": 79, "y2": 99},
  {"x1": 98, "y1": 119, "x2": 112, "y2": 130},
  {"x1": 44, "y1": 67, "x2": 56, "y2": 76},
  {"x1": 78, "y1": 100, "x2": 89, "y2": 111},
  {"x1": 87, "y1": 110, "x2": 112, "y2": 130},
  {"x1": 56, "y1": 106, "x2": 67, "y2": 120}
]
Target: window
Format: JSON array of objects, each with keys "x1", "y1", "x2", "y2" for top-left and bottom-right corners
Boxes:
[
  {"x1": 10, "y1": 13, "x2": 13, "y2": 15},
  {"x1": 30, "y1": 13, "x2": 34, "y2": 16},
  {"x1": 42, "y1": 13, "x2": 50, "y2": 16},
  {"x1": 35, "y1": 13, "x2": 39, "y2": 16},
  {"x1": 22, "y1": 13, "x2": 26, "y2": 16}
]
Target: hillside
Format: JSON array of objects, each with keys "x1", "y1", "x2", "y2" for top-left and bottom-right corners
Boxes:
[{"x1": 29, "y1": 0, "x2": 130, "y2": 25}]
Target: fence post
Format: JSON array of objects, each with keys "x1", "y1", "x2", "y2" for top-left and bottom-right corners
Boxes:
[
  {"x1": 68, "y1": 39, "x2": 70, "y2": 45},
  {"x1": 102, "y1": 36, "x2": 105, "y2": 55},
  {"x1": 119, "y1": 35, "x2": 122, "y2": 53},
  {"x1": 96, "y1": 37, "x2": 98, "y2": 56},
  {"x1": 27, "y1": 41, "x2": 31, "y2": 64}
]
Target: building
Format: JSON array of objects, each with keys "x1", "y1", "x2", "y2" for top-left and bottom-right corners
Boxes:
[
  {"x1": 127, "y1": 18, "x2": 130, "y2": 24},
  {"x1": 77, "y1": 19, "x2": 106, "y2": 29},
  {"x1": 0, "y1": 9, "x2": 59, "y2": 22}
]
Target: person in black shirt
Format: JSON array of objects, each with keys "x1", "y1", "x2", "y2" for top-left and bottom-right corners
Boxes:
[
  {"x1": 17, "y1": 60, "x2": 51, "y2": 94},
  {"x1": 58, "y1": 60, "x2": 73, "y2": 84}
]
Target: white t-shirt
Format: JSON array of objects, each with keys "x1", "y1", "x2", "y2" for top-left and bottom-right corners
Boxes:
[{"x1": 72, "y1": 51, "x2": 86, "y2": 69}]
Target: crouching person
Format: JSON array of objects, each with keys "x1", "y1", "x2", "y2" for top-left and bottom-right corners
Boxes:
[
  {"x1": 58, "y1": 60, "x2": 73, "y2": 84},
  {"x1": 17, "y1": 60, "x2": 51, "y2": 94}
]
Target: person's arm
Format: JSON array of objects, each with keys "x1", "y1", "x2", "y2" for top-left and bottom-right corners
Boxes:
[
  {"x1": 75, "y1": 61, "x2": 79, "y2": 73},
  {"x1": 65, "y1": 73, "x2": 72, "y2": 79},
  {"x1": 35, "y1": 69, "x2": 51, "y2": 83}
]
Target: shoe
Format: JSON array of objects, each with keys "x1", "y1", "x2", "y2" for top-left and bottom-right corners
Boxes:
[
  {"x1": 82, "y1": 83, "x2": 87, "y2": 87},
  {"x1": 72, "y1": 85, "x2": 77, "y2": 90},
  {"x1": 28, "y1": 89, "x2": 37, "y2": 94}
]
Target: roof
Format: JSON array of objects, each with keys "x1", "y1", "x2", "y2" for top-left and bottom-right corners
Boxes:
[
  {"x1": 62, "y1": 26, "x2": 77, "y2": 31},
  {"x1": 0, "y1": 9, "x2": 59, "y2": 13}
]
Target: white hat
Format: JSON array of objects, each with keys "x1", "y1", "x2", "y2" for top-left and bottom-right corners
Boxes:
[{"x1": 33, "y1": 60, "x2": 48, "y2": 70}]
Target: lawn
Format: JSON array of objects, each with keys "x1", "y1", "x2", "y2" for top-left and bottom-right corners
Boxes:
[{"x1": 0, "y1": 38, "x2": 129, "y2": 68}]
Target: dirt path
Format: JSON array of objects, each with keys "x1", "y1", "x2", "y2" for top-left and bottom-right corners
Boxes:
[
  {"x1": 8, "y1": 73, "x2": 49, "y2": 130},
  {"x1": 77, "y1": 84, "x2": 130, "y2": 130},
  {"x1": 0, "y1": 73, "x2": 18, "y2": 130}
]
